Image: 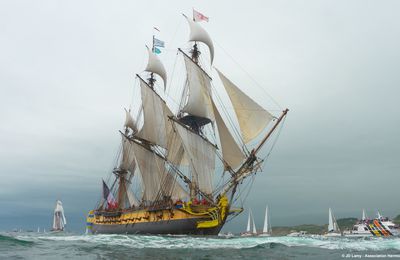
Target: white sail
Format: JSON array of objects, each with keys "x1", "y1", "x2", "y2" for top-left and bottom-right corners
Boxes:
[
  {"x1": 252, "y1": 210, "x2": 257, "y2": 234},
  {"x1": 130, "y1": 141, "x2": 166, "y2": 202},
  {"x1": 119, "y1": 135, "x2": 136, "y2": 170},
  {"x1": 137, "y1": 79, "x2": 168, "y2": 147},
  {"x1": 52, "y1": 200, "x2": 66, "y2": 231},
  {"x1": 263, "y1": 206, "x2": 270, "y2": 234},
  {"x1": 181, "y1": 55, "x2": 214, "y2": 120},
  {"x1": 163, "y1": 171, "x2": 190, "y2": 202},
  {"x1": 328, "y1": 208, "x2": 334, "y2": 232},
  {"x1": 328, "y1": 208, "x2": 339, "y2": 232},
  {"x1": 173, "y1": 121, "x2": 216, "y2": 195},
  {"x1": 126, "y1": 184, "x2": 139, "y2": 207},
  {"x1": 185, "y1": 16, "x2": 214, "y2": 63},
  {"x1": 165, "y1": 107, "x2": 189, "y2": 166},
  {"x1": 144, "y1": 46, "x2": 167, "y2": 89},
  {"x1": 211, "y1": 99, "x2": 245, "y2": 169},
  {"x1": 130, "y1": 140, "x2": 188, "y2": 202},
  {"x1": 124, "y1": 108, "x2": 138, "y2": 133},
  {"x1": 362, "y1": 209, "x2": 367, "y2": 220},
  {"x1": 246, "y1": 210, "x2": 251, "y2": 232},
  {"x1": 166, "y1": 130, "x2": 187, "y2": 165},
  {"x1": 216, "y1": 69, "x2": 273, "y2": 143}
]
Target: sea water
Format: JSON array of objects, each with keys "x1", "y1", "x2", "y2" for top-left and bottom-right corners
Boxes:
[{"x1": 1, "y1": 232, "x2": 400, "y2": 259}]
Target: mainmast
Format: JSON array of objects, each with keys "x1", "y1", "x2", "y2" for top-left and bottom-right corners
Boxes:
[
  {"x1": 147, "y1": 35, "x2": 156, "y2": 88},
  {"x1": 114, "y1": 168, "x2": 128, "y2": 209}
]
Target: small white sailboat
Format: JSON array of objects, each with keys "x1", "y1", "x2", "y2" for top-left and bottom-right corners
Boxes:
[
  {"x1": 325, "y1": 208, "x2": 341, "y2": 237},
  {"x1": 362, "y1": 209, "x2": 367, "y2": 221},
  {"x1": 259, "y1": 205, "x2": 271, "y2": 236},
  {"x1": 241, "y1": 209, "x2": 257, "y2": 236},
  {"x1": 51, "y1": 200, "x2": 66, "y2": 232}
]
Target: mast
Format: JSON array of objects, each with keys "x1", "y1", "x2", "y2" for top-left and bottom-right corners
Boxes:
[
  {"x1": 253, "y1": 108, "x2": 289, "y2": 155},
  {"x1": 115, "y1": 168, "x2": 127, "y2": 209},
  {"x1": 148, "y1": 35, "x2": 156, "y2": 88}
]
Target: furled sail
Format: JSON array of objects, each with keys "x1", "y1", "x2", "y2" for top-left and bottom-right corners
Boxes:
[
  {"x1": 173, "y1": 121, "x2": 216, "y2": 195},
  {"x1": 137, "y1": 79, "x2": 168, "y2": 147},
  {"x1": 124, "y1": 108, "x2": 138, "y2": 133},
  {"x1": 185, "y1": 17, "x2": 214, "y2": 63},
  {"x1": 144, "y1": 46, "x2": 167, "y2": 89},
  {"x1": 181, "y1": 55, "x2": 214, "y2": 120},
  {"x1": 211, "y1": 100, "x2": 245, "y2": 169},
  {"x1": 216, "y1": 69, "x2": 273, "y2": 143}
]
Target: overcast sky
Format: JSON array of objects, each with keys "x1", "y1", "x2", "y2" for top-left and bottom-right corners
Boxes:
[{"x1": 1, "y1": 0, "x2": 400, "y2": 232}]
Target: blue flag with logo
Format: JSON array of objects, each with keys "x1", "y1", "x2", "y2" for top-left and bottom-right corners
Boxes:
[
  {"x1": 153, "y1": 47, "x2": 161, "y2": 54},
  {"x1": 153, "y1": 37, "x2": 165, "y2": 48}
]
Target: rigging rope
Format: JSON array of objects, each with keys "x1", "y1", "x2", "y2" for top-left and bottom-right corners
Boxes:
[
  {"x1": 213, "y1": 39, "x2": 282, "y2": 110},
  {"x1": 262, "y1": 116, "x2": 287, "y2": 162}
]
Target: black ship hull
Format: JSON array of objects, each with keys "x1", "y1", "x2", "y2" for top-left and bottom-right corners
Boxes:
[{"x1": 90, "y1": 217, "x2": 223, "y2": 235}]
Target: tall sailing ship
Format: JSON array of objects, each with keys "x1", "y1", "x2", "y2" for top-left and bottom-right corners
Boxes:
[
  {"x1": 86, "y1": 11, "x2": 288, "y2": 235},
  {"x1": 52, "y1": 200, "x2": 66, "y2": 232}
]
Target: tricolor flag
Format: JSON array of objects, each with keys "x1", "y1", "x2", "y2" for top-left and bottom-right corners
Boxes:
[
  {"x1": 193, "y1": 9, "x2": 209, "y2": 22},
  {"x1": 153, "y1": 37, "x2": 165, "y2": 48},
  {"x1": 102, "y1": 179, "x2": 118, "y2": 209}
]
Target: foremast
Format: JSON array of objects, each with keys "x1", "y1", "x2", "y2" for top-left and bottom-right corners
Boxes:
[{"x1": 220, "y1": 108, "x2": 289, "y2": 200}]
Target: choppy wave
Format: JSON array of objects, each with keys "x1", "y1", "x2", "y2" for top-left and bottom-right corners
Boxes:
[
  {"x1": 12, "y1": 233, "x2": 400, "y2": 251},
  {"x1": 0, "y1": 234, "x2": 34, "y2": 247},
  {"x1": 2, "y1": 233, "x2": 400, "y2": 259}
]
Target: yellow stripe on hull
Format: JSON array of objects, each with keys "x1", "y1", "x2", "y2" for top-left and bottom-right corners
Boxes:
[{"x1": 87, "y1": 195, "x2": 230, "y2": 231}]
